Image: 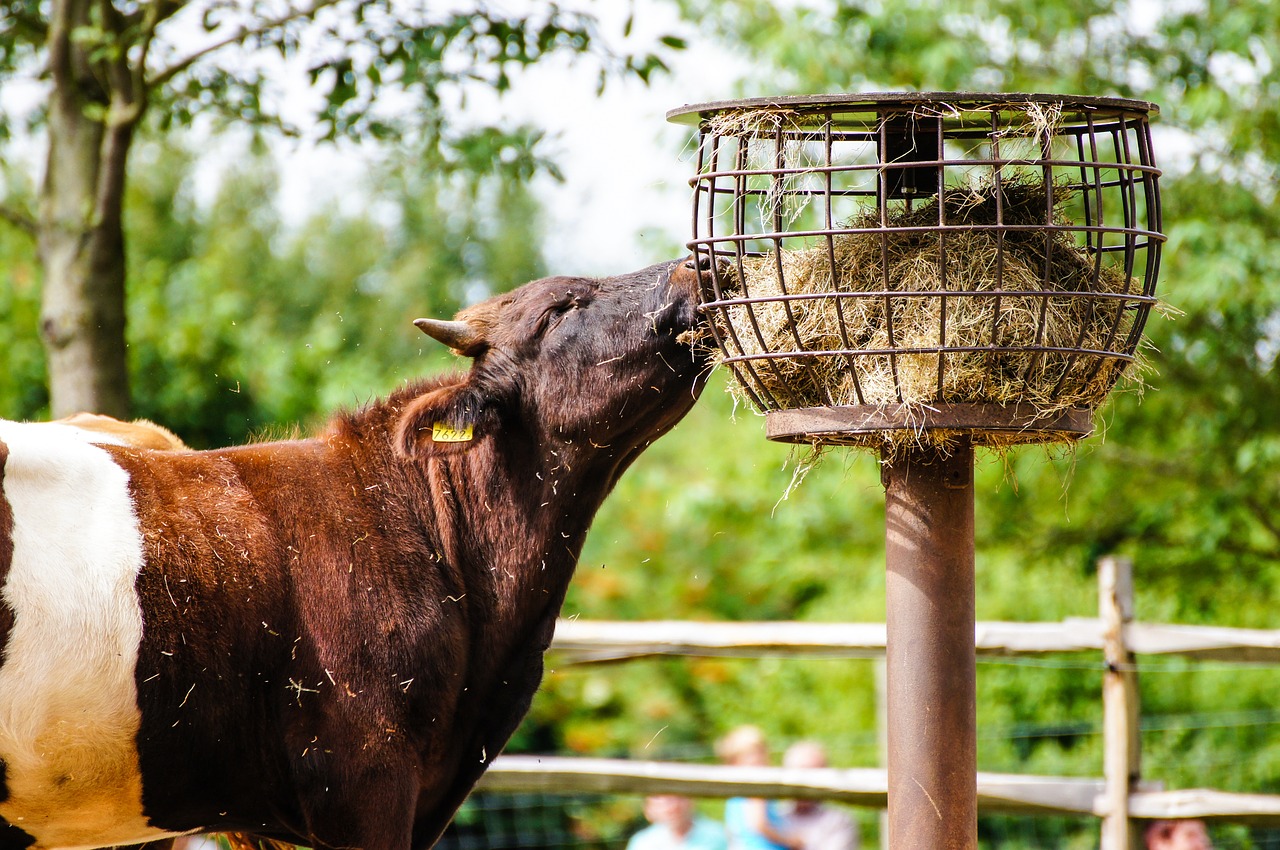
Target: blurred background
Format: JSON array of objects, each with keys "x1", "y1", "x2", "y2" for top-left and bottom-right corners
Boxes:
[{"x1": 3, "y1": 0, "x2": 1279, "y2": 847}]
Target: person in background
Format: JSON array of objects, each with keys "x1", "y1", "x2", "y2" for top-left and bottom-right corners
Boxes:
[
  {"x1": 781, "y1": 742, "x2": 859, "y2": 850},
  {"x1": 716, "y1": 725, "x2": 797, "y2": 850},
  {"x1": 627, "y1": 794, "x2": 727, "y2": 850},
  {"x1": 1144, "y1": 819, "x2": 1214, "y2": 850}
]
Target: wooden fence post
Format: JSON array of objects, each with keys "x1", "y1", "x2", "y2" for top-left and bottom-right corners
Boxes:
[{"x1": 1100, "y1": 556, "x2": 1142, "y2": 850}]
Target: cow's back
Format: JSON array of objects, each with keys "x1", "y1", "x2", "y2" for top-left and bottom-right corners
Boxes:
[
  {"x1": 0, "y1": 258, "x2": 708, "y2": 850},
  {"x1": 0, "y1": 420, "x2": 177, "y2": 849},
  {"x1": 111, "y1": 436, "x2": 455, "y2": 838},
  {"x1": 0, "y1": 423, "x2": 308, "y2": 846}
]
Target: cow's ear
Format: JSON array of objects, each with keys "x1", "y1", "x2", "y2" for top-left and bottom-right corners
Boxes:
[{"x1": 395, "y1": 384, "x2": 490, "y2": 457}]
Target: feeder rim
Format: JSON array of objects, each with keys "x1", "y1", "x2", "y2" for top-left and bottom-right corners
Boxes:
[
  {"x1": 666, "y1": 92, "x2": 1159, "y2": 125},
  {"x1": 764, "y1": 403, "x2": 1095, "y2": 446}
]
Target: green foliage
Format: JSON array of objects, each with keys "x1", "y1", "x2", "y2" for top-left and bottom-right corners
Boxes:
[
  {"x1": 0, "y1": 159, "x2": 42, "y2": 415},
  {"x1": 0, "y1": 0, "x2": 686, "y2": 418},
  {"x1": 0, "y1": 0, "x2": 683, "y2": 174},
  {"x1": 0, "y1": 206, "x2": 46, "y2": 417},
  {"x1": 3, "y1": 3, "x2": 1279, "y2": 845},
  {"x1": 0, "y1": 138, "x2": 549, "y2": 443},
  {"x1": 514, "y1": 4, "x2": 1280, "y2": 845}
]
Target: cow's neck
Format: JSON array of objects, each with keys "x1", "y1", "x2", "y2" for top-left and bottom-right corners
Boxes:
[{"x1": 423, "y1": 433, "x2": 620, "y2": 638}]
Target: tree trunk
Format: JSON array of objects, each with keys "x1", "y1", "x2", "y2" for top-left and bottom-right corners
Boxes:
[{"x1": 37, "y1": 0, "x2": 136, "y2": 418}]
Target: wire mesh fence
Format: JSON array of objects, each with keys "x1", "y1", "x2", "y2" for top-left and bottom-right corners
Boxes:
[
  {"x1": 437, "y1": 789, "x2": 1280, "y2": 850},
  {"x1": 464, "y1": 646, "x2": 1280, "y2": 849},
  {"x1": 437, "y1": 709, "x2": 1280, "y2": 849}
]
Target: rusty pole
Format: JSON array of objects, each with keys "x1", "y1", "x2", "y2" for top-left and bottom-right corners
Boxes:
[{"x1": 883, "y1": 441, "x2": 977, "y2": 850}]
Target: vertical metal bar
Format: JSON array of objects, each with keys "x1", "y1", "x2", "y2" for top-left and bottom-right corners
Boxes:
[
  {"x1": 723, "y1": 131, "x2": 788, "y2": 410},
  {"x1": 935, "y1": 112, "x2": 950, "y2": 395},
  {"x1": 1118, "y1": 121, "x2": 1139, "y2": 287},
  {"x1": 1137, "y1": 119, "x2": 1163, "y2": 300},
  {"x1": 884, "y1": 442, "x2": 976, "y2": 850},
  {"x1": 1054, "y1": 113, "x2": 1106, "y2": 398},
  {"x1": 704, "y1": 133, "x2": 773, "y2": 412},
  {"x1": 825, "y1": 114, "x2": 866, "y2": 405},
  {"x1": 1097, "y1": 122, "x2": 1138, "y2": 358},
  {"x1": 1020, "y1": 125, "x2": 1056, "y2": 388},
  {"x1": 1099, "y1": 555, "x2": 1141, "y2": 850},
  {"x1": 989, "y1": 111, "x2": 1005, "y2": 352},
  {"x1": 1126, "y1": 117, "x2": 1163, "y2": 350},
  {"x1": 877, "y1": 117, "x2": 903, "y2": 401}
]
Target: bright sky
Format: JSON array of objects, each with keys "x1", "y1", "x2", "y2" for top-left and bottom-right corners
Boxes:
[
  {"x1": 199, "y1": 0, "x2": 754, "y2": 277},
  {"x1": 0, "y1": 1, "x2": 752, "y2": 278}
]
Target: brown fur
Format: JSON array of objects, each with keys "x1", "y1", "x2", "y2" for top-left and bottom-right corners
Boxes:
[{"x1": 1, "y1": 259, "x2": 707, "y2": 850}]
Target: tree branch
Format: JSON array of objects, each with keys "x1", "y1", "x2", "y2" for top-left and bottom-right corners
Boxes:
[
  {"x1": 118, "y1": 0, "x2": 180, "y2": 33},
  {"x1": 1244, "y1": 493, "x2": 1280, "y2": 549},
  {"x1": 148, "y1": 0, "x2": 345, "y2": 88},
  {"x1": 131, "y1": 0, "x2": 166, "y2": 103},
  {"x1": 0, "y1": 202, "x2": 37, "y2": 237},
  {"x1": 97, "y1": 0, "x2": 136, "y2": 105}
]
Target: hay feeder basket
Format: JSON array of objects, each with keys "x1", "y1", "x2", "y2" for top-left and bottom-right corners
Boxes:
[
  {"x1": 669, "y1": 92, "x2": 1162, "y2": 449},
  {"x1": 668, "y1": 93, "x2": 1164, "y2": 850}
]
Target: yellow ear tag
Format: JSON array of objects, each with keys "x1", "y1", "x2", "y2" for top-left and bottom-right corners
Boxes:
[{"x1": 431, "y1": 422, "x2": 474, "y2": 443}]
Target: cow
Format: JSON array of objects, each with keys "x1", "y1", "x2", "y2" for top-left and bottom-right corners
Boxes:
[
  {"x1": 0, "y1": 257, "x2": 710, "y2": 850},
  {"x1": 54, "y1": 413, "x2": 188, "y2": 451}
]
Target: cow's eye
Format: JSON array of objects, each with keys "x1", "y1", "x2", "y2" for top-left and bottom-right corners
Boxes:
[
  {"x1": 547, "y1": 291, "x2": 590, "y2": 326},
  {"x1": 536, "y1": 300, "x2": 576, "y2": 337}
]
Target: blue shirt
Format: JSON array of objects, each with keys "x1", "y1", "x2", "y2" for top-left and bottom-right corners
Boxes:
[
  {"x1": 628, "y1": 816, "x2": 728, "y2": 850},
  {"x1": 724, "y1": 798, "x2": 789, "y2": 850}
]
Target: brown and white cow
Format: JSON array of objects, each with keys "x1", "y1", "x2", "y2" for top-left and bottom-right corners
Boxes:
[
  {"x1": 0, "y1": 258, "x2": 709, "y2": 850},
  {"x1": 54, "y1": 413, "x2": 188, "y2": 451}
]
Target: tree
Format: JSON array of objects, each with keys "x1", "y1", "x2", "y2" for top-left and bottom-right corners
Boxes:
[
  {"x1": 108, "y1": 135, "x2": 547, "y2": 446},
  {"x1": 0, "y1": 0, "x2": 678, "y2": 417}
]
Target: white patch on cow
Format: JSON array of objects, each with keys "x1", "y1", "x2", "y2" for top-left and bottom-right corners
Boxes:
[{"x1": 0, "y1": 421, "x2": 178, "y2": 848}]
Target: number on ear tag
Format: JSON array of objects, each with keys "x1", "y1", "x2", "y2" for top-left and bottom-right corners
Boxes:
[{"x1": 431, "y1": 422, "x2": 474, "y2": 443}]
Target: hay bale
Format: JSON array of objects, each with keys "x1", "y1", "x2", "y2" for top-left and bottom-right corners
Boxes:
[{"x1": 702, "y1": 179, "x2": 1145, "y2": 449}]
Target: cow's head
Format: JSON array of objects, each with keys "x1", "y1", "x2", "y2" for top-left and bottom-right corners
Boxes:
[{"x1": 399, "y1": 258, "x2": 709, "y2": 464}]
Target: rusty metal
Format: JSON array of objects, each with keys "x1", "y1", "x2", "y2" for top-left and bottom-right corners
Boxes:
[
  {"x1": 666, "y1": 92, "x2": 1159, "y2": 126},
  {"x1": 668, "y1": 93, "x2": 1164, "y2": 443},
  {"x1": 879, "y1": 116, "x2": 942, "y2": 200},
  {"x1": 669, "y1": 93, "x2": 1166, "y2": 850},
  {"x1": 884, "y1": 442, "x2": 977, "y2": 850},
  {"x1": 766, "y1": 403, "x2": 1093, "y2": 446}
]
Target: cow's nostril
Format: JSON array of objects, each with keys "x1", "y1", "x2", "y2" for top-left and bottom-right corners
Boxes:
[{"x1": 683, "y1": 254, "x2": 714, "y2": 273}]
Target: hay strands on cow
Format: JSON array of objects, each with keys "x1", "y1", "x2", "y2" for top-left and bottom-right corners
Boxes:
[{"x1": 0, "y1": 258, "x2": 709, "y2": 850}]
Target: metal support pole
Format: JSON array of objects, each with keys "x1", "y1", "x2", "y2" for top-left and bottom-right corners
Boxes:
[{"x1": 883, "y1": 442, "x2": 976, "y2": 850}]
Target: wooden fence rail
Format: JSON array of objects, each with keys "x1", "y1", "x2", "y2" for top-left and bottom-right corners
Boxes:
[
  {"x1": 514, "y1": 557, "x2": 1280, "y2": 849},
  {"x1": 477, "y1": 758, "x2": 1280, "y2": 826},
  {"x1": 477, "y1": 757, "x2": 1105, "y2": 817},
  {"x1": 548, "y1": 618, "x2": 1280, "y2": 664}
]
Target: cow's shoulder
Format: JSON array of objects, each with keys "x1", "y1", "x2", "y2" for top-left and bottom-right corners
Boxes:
[
  {"x1": 0, "y1": 417, "x2": 141, "y2": 517},
  {"x1": 103, "y1": 444, "x2": 287, "y2": 579}
]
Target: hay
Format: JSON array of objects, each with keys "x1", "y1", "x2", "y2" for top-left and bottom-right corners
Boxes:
[{"x1": 701, "y1": 179, "x2": 1148, "y2": 453}]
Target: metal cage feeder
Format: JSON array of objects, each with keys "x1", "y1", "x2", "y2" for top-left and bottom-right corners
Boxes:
[
  {"x1": 668, "y1": 93, "x2": 1165, "y2": 850},
  {"x1": 668, "y1": 92, "x2": 1163, "y2": 448}
]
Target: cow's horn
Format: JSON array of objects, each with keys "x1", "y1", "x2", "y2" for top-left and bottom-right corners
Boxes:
[{"x1": 413, "y1": 318, "x2": 482, "y2": 353}]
